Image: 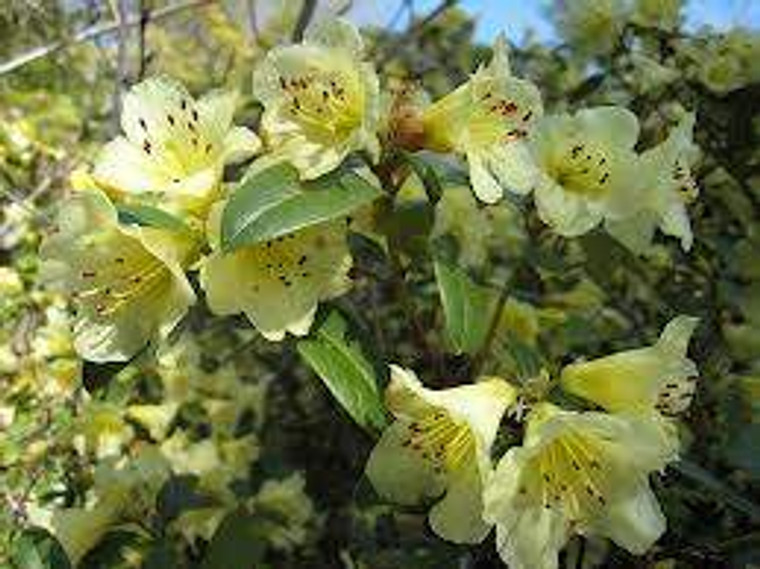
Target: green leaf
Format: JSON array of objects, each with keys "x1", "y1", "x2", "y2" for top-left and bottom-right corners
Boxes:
[
  {"x1": 10, "y1": 528, "x2": 72, "y2": 569},
  {"x1": 156, "y1": 474, "x2": 217, "y2": 525},
  {"x1": 142, "y1": 541, "x2": 180, "y2": 569},
  {"x1": 79, "y1": 530, "x2": 150, "y2": 569},
  {"x1": 376, "y1": 199, "x2": 434, "y2": 261},
  {"x1": 402, "y1": 151, "x2": 444, "y2": 204},
  {"x1": 116, "y1": 203, "x2": 191, "y2": 234},
  {"x1": 221, "y1": 164, "x2": 382, "y2": 251},
  {"x1": 220, "y1": 162, "x2": 300, "y2": 251},
  {"x1": 434, "y1": 258, "x2": 494, "y2": 355},
  {"x1": 725, "y1": 423, "x2": 760, "y2": 479},
  {"x1": 201, "y1": 508, "x2": 267, "y2": 569},
  {"x1": 297, "y1": 309, "x2": 388, "y2": 433}
]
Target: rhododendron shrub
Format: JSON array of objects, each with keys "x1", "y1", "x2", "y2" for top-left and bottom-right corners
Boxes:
[{"x1": 2, "y1": 2, "x2": 759, "y2": 567}]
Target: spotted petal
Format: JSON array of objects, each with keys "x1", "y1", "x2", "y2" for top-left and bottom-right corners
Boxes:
[
  {"x1": 39, "y1": 190, "x2": 197, "y2": 362},
  {"x1": 367, "y1": 365, "x2": 516, "y2": 544},
  {"x1": 485, "y1": 405, "x2": 671, "y2": 568},
  {"x1": 94, "y1": 76, "x2": 260, "y2": 212},
  {"x1": 253, "y1": 19, "x2": 380, "y2": 179},
  {"x1": 200, "y1": 204, "x2": 352, "y2": 341},
  {"x1": 560, "y1": 316, "x2": 699, "y2": 417}
]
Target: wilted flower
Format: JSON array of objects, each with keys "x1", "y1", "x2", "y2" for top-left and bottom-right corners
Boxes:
[
  {"x1": 253, "y1": 18, "x2": 380, "y2": 179},
  {"x1": 422, "y1": 36, "x2": 543, "y2": 203},
  {"x1": 607, "y1": 113, "x2": 699, "y2": 252},
  {"x1": 484, "y1": 403, "x2": 672, "y2": 569},
  {"x1": 366, "y1": 365, "x2": 516, "y2": 543},
  {"x1": 93, "y1": 76, "x2": 261, "y2": 214},
  {"x1": 40, "y1": 189, "x2": 197, "y2": 362}
]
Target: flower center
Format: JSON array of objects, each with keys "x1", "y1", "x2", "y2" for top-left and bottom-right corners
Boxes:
[
  {"x1": 553, "y1": 141, "x2": 612, "y2": 198},
  {"x1": 135, "y1": 97, "x2": 219, "y2": 179},
  {"x1": 279, "y1": 70, "x2": 362, "y2": 140},
  {"x1": 467, "y1": 84, "x2": 535, "y2": 147},
  {"x1": 240, "y1": 229, "x2": 332, "y2": 293},
  {"x1": 518, "y1": 431, "x2": 610, "y2": 523},
  {"x1": 73, "y1": 241, "x2": 168, "y2": 317},
  {"x1": 402, "y1": 410, "x2": 476, "y2": 474}
]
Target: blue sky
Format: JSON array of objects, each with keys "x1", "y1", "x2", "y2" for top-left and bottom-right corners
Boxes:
[{"x1": 348, "y1": 0, "x2": 760, "y2": 43}]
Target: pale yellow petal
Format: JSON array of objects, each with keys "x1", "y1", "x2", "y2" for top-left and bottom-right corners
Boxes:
[
  {"x1": 40, "y1": 190, "x2": 196, "y2": 362},
  {"x1": 365, "y1": 420, "x2": 446, "y2": 506},
  {"x1": 200, "y1": 222, "x2": 352, "y2": 341},
  {"x1": 429, "y1": 460, "x2": 490, "y2": 544}
]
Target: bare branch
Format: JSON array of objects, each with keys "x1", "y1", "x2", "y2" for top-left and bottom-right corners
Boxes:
[
  {"x1": 112, "y1": 0, "x2": 130, "y2": 132},
  {"x1": 375, "y1": 0, "x2": 457, "y2": 67},
  {"x1": 0, "y1": 0, "x2": 216, "y2": 77},
  {"x1": 137, "y1": 0, "x2": 151, "y2": 80},
  {"x1": 292, "y1": 0, "x2": 318, "y2": 42}
]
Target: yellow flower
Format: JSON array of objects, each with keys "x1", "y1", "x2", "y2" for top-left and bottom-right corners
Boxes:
[
  {"x1": 529, "y1": 106, "x2": 640, "y2": 236},
  {"x1": 253, "y1": 18, "x2": 380, "y2": 179},
  {"x1": 40, "y1": 190, "x2": 197, "y2": 362},
  {"x1": 251, "y1": 472, "x2": 315, "y2": 551},
  {"x1": 606, "y1": 113, "x2": 699, "y2": 253},
  {"x1": 72, "y1": 401, "x2": 134, "y2": 459},
  {"x1": 561, "y1": 316, "x2": 699, "y2": 420},
  {"x1": 200, "y1": 202, "x2": 352, "y2": 341},
  {"x1": 126, "y1": 402, "x2": 180, "y2": 441},
  {"x1": 41, "y1": 446, "x2": 170, "y2": 564},
  {"x1": 484, "y1": 404, "x2": 672, "y2": 569},
  {"x1": 555, "y1": 0, "x2": 630, "y2": 56},
  {"x1": 422, "y1": 36, "x2": 543, "y2": 203},
  {"x1": 0, "y1": 266, "x2": 23, "y2": 295},
  {"x1": 366, "y1": 365, "x2": 516, "y2": 544},
  {"x1": 93, "y1": 76, "x2": 261, "y2": 214}
]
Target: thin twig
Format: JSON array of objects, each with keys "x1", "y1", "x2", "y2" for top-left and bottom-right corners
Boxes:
[
  {"x1": 246, "y1": 0, "x2": 259, "y2": 38},
  {"x1": 137, "y1": 0, "x2": 150, "y2": 80},
  {"x1": 0, "y1": 0, "x2": 216, "y2": 77},
  {"x1": 375, "y1": 0, "x2": 457, "y2": 67},
  {"x1": 292, "y1": 0, "x2": 318, "y2": 42},
  {"x1": 112, "y1": 0, "x2": 130, "y2": 132}
]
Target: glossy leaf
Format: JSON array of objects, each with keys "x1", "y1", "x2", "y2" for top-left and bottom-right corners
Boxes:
[
  {"x1": 434, "y1": 258, "x2": 494, "y2": 355},
  {"x1": 402, "y1": 151, "x2": 444, "y2": 204},
  {"x1": 298, "y1": 309, "x2": 388, "y2": 433},
  {"x1": 221, "y1": 164, "x2": 382, "y2": 251},
  {"x1": 116, "y1": 203, "x2": 192, "y2": 234},
  {"x1": 10, "y1": 528, "x2": 72, "y2": 569}
]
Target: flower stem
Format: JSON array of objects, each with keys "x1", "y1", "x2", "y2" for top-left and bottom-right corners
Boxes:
[{"x1": 471, "y1": 273, "x2": 511, "y2": 377}]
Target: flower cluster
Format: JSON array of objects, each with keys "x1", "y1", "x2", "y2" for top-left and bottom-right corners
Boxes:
[
  {"x1": 40, "y1": 19, "x2": 379, "y2": 362},
  {"x1": 367, "y1": 316, "x2": 699, "y2": 568},
  {"x1": 25, "y1": 334, "x2": 315, "y2": 564},
  {"x1": 34, "y1": 14, "x2": 710, "y2": 567},
  {"x1": 40, "y1": 19, "x2": 701, "y2": 363}
]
